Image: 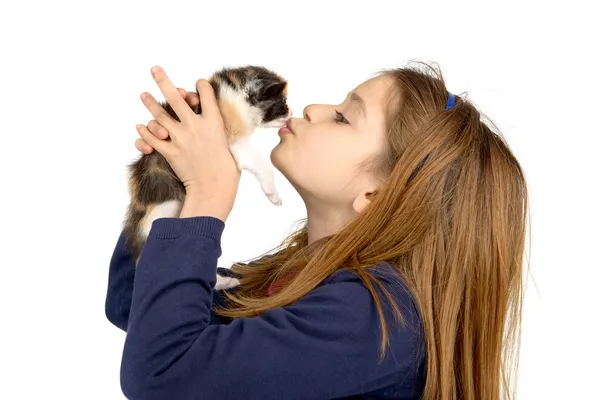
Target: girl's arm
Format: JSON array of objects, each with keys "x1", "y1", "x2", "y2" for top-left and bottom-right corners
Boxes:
[
  {"x1": 119, "y1": 216, "x2": 423, "y2": 400},
  {"x1": 104, "y1": 231, "x2": 135, "y2": 332},
  {"x1": 105, "y1": 229, "x2": 235, "y2": 332}
]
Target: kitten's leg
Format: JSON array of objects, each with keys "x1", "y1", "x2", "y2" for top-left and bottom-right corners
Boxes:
[
  {"x1": 215, "y1": 256, "x2": 242, "y2": 290},
  {"x1": 229, "y1": 138, "x2": 282, "y2": 206}
]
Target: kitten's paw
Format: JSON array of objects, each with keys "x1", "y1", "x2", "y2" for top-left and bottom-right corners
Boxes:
[
  {"x1": 215, "y1": 274, "x2": 241, "y2": 290},
  {"x1": 266, "y1": 191, "x2": 282, "y2": 206}
]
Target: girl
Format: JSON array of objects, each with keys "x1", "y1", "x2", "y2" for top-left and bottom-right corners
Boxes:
[{"x1": 106, "y1": 61, "x2": 527, "y2": 400}]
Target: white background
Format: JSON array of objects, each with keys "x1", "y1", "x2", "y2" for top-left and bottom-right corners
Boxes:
[{"x1": 1, "y1": 0, "x2": 598, "y2": 398}]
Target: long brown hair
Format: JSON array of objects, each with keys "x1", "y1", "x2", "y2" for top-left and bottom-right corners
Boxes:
[{"x1": 213, "y1": 61, "x2": 529, "y2": 400}]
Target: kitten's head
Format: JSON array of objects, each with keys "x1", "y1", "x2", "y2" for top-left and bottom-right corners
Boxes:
[{"x1": 210, "y1": 66, "x2": 291, "y2": 129}]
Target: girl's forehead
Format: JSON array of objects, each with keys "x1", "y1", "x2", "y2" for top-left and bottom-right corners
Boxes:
[
  {"x1": 355, "y1": 76, "x2": 394, "y2": 103},
  {"x1": 353, "y1": 76, "x2": 396, "y2": 116}
]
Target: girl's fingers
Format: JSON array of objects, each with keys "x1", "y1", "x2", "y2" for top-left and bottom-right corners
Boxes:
[
  {"x1": 185, "y1": 91, "x2": 199, "y2": 107},
  {"x1": 149, "y1": 67, "x2": 194, "y2": 124},
  {"x1": 140, "y1": 92, "x2": 177, "y2": 131},
  {"x1": 195, "y1": 79, "x2": 219, "y2": 117},
  {"x1": 147, "y1": 119, "x2": 169, "y2": 139},
  {"x1": 178, "y1": 87, "x2": 198, "y2": 107},
  {"x1": 135, "y1": 86, "x2": 184, "y2": 155},
  {"x1": 135, "y1": 138, "x2": 154, "y2": 154},
  {"x1": 136, "y1": 124, "x2": 166, "y2": 154}
]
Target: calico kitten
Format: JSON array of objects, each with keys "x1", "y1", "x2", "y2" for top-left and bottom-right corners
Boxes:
[{"x1": 123, "y1": 65, "x2": 291, "y2": 270}]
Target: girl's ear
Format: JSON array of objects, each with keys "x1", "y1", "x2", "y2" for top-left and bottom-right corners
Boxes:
[
  {"x1": 352, "y1": 189, "x2": 378, "y2": 214},
  {"x1": 366, "y1": 189, "x2": 379, "y2": 200}
]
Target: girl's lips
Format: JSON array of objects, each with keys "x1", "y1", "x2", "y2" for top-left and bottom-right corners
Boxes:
[
  {"x1": 278, "y1": 126, "x2": 292, "y2": 135},
  {"x1": 278, "y1": 119, "x2": 293, "y2": 135}
]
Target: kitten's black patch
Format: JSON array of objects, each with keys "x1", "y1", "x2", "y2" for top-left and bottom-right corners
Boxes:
[
  {"x1": 258, "y1": 81, "x2": 289, "y2": 122},
  {"x1": 212, "y1": 66, "x2": 289, "y2": 124},
  {"x1": 240, "y1": 66, "x2": 289, "y2": 124}
]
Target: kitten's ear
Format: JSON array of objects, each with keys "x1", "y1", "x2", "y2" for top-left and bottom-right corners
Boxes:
[{"x1": 264, "y1": 81, "x2": 286, "y2": 98}]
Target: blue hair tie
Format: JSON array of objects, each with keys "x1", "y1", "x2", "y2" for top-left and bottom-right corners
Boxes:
[{"x1": 445, "y1": 92, "x2": 455, "y2": 110}]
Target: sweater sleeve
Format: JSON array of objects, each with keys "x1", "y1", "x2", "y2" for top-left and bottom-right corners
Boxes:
[
  {"x1": 119, "y1": 216, "x2": 423, "y2": 400},
  {"x1": 105, "y1": 226, "x2": 234, "y2": 332},
  {"x1": 105, "y1": 231, "x2": 135, "y2": 332}
]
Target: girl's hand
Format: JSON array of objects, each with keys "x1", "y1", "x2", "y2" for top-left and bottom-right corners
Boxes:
[
  {"x1": 136, "y1": 66, "x2": 241, "y2": 218},
  {"x1": 135, "y1": 88, "x2": 199, "y2": 154}
]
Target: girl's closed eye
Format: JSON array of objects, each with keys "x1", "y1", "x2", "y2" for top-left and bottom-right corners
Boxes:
[{"x1": 334, "y1": 110, "x2": 350, "y2": 124}]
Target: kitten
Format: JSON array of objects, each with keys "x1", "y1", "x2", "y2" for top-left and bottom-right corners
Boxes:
[{"x1": 123, "y1": 66, "x2": 291, "y2": 279}]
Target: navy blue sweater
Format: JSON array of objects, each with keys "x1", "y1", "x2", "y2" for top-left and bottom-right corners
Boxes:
[{"x1": 105, "y1": 216, "x2": 425, "y2": 399}]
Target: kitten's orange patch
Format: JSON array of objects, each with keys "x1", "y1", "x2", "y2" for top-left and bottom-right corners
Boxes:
[{"x1": 219, "y1": 99, "x2": 247, "y2": 140}]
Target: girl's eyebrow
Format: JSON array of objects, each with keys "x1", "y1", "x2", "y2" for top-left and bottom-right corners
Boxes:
[{"x1": 348, "y1": 92, "x2": 367, "y2": 118}]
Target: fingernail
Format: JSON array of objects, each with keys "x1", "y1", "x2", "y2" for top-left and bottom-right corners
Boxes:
[{"x1": 151, "y1": 66, "x2": 161, "y2": 74}]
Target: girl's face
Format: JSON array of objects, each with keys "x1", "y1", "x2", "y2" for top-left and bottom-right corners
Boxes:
[{"x1": 271, "y1": 75, "x2": 393, "y2": 213}]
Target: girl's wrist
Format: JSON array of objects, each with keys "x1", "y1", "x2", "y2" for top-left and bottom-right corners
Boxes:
[{"x1": 178, "y1": 194, "x2": 231, "y2": 222}]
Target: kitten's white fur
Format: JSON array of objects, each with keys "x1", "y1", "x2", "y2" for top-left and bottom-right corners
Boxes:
[
  {"x1": 230, "y1": 137, "x2": 282, "y2": 205},
  {"x1": 142, "y1": 199, "x2": 184, "y2": 238},
  {"x1": 217, "y1": 81, "x2": 284, "y2": 204}
]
